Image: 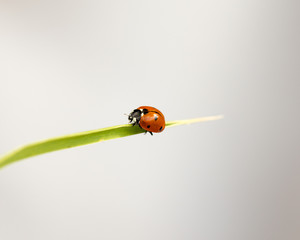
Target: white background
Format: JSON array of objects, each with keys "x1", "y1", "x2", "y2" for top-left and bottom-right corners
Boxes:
[{"x1": 0, "y1": 1, "x2": 299, "y2": 240}]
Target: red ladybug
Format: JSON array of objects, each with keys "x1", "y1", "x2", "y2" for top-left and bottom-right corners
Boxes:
[{"x1": 128, "y1": 106, "x2": 165, "y2": 135}]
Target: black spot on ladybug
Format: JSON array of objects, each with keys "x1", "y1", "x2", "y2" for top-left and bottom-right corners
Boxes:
[
  {"x1": 159, "y1": 126, "x2": 163, "y2": 131},
  {"x1": 143, "y1": 109, "x2": 149, "y2": 114},
  {"x1": 147, "y1": 125, "x2": 151, "y2": 128},
  {"x1": 154, "y1": 115, "x2": 158, "y2": 121}
]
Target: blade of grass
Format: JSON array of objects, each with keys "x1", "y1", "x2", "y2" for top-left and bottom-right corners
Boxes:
[{"x1": 0, "y1": 115, "x2": 223, "y2": 169}]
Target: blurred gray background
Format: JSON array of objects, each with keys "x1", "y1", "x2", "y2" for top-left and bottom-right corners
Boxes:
[{"x1": 0, "y1": 1, "x2": 299, "y2": 240}]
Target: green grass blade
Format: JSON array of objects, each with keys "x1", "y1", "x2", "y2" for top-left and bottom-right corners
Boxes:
[
  {"x1": 166, "y1": 115, "x2": 224, "y2": 127},
  {"x1": 0, "y1": 115, "x2": 223, "y2": 169}
]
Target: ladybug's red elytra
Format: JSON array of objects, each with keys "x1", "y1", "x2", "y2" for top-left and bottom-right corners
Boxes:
[{"x1": 128, "y1": 106, "x2": 165, "y2": 135}]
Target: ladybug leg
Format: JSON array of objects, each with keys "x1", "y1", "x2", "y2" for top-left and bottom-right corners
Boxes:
[{"x1": 149, "y1": 131, "x2": 153, "y2": 136}]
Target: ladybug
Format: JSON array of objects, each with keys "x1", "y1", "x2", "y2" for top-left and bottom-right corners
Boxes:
[{"x1": 128, "y1": 106, "x2": 165, "y2": 135}]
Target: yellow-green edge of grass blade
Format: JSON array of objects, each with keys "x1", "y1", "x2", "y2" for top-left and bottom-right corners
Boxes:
[{"x1": 0, "y1": 115, "x2": 223, "y2": 169}]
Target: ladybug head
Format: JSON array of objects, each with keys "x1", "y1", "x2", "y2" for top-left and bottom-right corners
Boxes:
[{"x1": 128, "y1": 109, "x2": 142, "y2": 124}]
